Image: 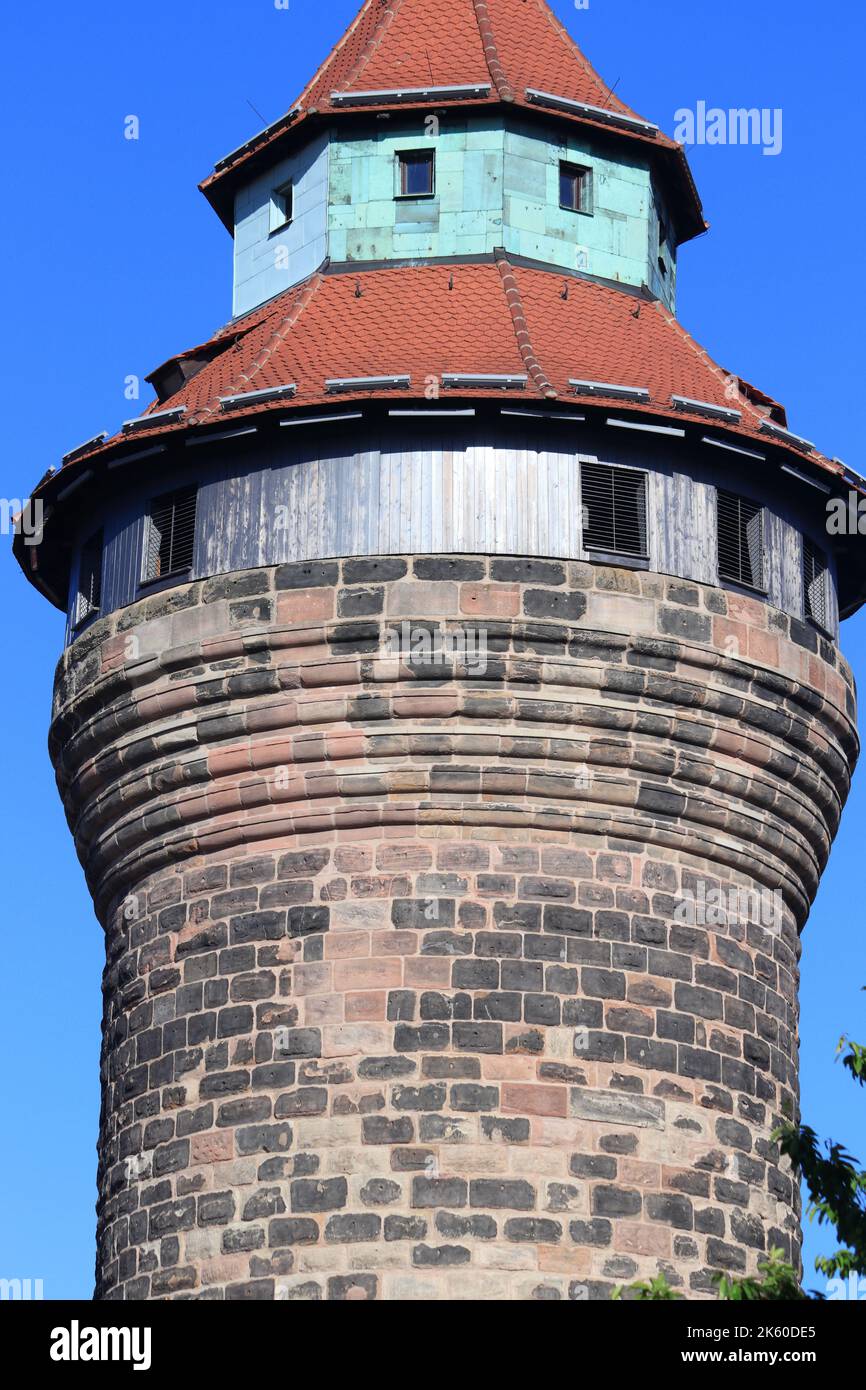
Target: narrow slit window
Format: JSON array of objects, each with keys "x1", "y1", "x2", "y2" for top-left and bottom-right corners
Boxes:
[
  {"x1": 144, "y1": 485, "x2": 197, "y2": 583},
  {"x1": 269, "y1": 180, "x2": 293, "y2": 232},
  {"x1": 560, "y1": 161, "x2": 592, "y2": 215},
  {"x1": 398, "y1": 151, "x2": 435, "y2": 197},
  {"x1": 74, "y1": 530, "x2": 103, "y2": 627},
  {"x1": 658, "y1": 218, "x2": 668, "y2": 275},
  {"x1": 581, "y1": 462, "x2": 648, "y2": 557},
  {"x1": 717, "y1": 489, "x2": 765, "y2": 589},
  {"x1": 803, "y1": 537, "x2": 829, "y2": 629}
]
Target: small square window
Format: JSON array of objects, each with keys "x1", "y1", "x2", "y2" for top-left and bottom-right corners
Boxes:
[
  {"x1": 74, "y1": 530, "x2": 103, "y2": 627},
  {"x1": 269, "y1": 180, "x2": 293, "y2": 233},
  {"x1": 397, "y1": 151, "x2": 435, "y2": 198},
  {"x1": 560, "y1": 162, "x2": 592, "y2": 215}
]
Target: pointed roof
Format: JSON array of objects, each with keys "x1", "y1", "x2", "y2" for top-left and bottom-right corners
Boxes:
[{"x1": 200, "y1": 0, "x2": 704, "y2": 240}]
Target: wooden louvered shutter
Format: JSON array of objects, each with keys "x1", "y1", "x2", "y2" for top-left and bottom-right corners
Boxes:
[
  {"x1": 717, "y1": 489, "x2": 765, "y2": 589},
  {"x1": 581, "y1": 462, "x2": 648, "y2": 558},
  {"x1": 144, "y1": 486, "x2": 197, "y2": 581}
]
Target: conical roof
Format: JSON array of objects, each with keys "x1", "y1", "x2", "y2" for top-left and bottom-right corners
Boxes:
[{"x1": 200, "y1": 0, "x2": 704, "y2": 239}]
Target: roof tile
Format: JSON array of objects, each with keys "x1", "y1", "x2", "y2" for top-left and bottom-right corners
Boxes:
[{"x1": 76, "y1": 260, "x2": 837, "y2": 483}]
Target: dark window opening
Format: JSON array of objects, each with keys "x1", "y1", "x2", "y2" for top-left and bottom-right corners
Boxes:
[
  {"x1": 144, "y1": 485, "x2": 197, "y2": 583},
  {"x1": 581, "y1": 462, "x2": 648, "y2": 557},
  {"x1": 560, "y1": 161, "x2": 592, "y2": 215},
  {"x1": 803, "y1": 537, "x2": 829, "y2": 629},
  {"x1": 398, "y1": 151, "x2": 435, "y2": 197},
  {"x1": 74, "y1": 530, "x2": 103, "y2": 627},
  {"x1": 658, "y1": 218, "x2": 668, "y2": 275},
  {"x1": 717, "y1": 489, "x2": 765, "y2": 589},
  {"x1": 270, "y1": 180, "x2": 293, "y2": 232}
]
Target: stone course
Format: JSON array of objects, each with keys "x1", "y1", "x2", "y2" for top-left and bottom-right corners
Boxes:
[{"x1": 50, "y1": 556, "x2": 858, "y2": 1299}]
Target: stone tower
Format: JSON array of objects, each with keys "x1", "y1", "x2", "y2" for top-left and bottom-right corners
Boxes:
[{"x1": 16, "y1": 0, "x2": 865, "y2": 1301}]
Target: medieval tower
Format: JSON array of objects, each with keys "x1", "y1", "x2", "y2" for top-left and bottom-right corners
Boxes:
[{"x1": 16, "y1": 0, "x2": 864, "y2": 1301}]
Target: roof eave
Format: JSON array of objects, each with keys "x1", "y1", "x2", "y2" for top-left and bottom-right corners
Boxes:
[{"x1": 21, "y1": 388, "x2": 860, "y2": 614}]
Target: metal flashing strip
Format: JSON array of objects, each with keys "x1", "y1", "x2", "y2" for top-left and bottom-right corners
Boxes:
[
  {"x1": 671, "y1": 395, "x2": 742, "y2": 424},
  {"x1": 780, "y1": 463, "x2": 832, "y2": 495},
  {"x1": 279, "y1": 412, "x2": 364, "y2": 428},
  {"x1": 219, "y1": 384, "x2": 297, "y2": 410},
  {"x1": 442, "y1": 373, "x2": 527, "y2": 391},
  {"x1": 837, "y1": 462, "x2": 866, "y2": 494},
  {"x1": 500, "y1": 409, "x2": 585, "y2": 422},
  {"x1": 62, "y1": 433, "x2": 108, "y2": 466},
  {"x1": 607, "y1": 417, "x2": 685, "y2": 437},
  {"x1": 570, "y1": 379, "x2": 650, "y2": 403},
  {"x1": 186, "y1": 427, "x2": 260, "y2": 447},
  {"x1": 389, "y1": 409, "x2": 477, "y2": 417},
  {"x1": 325, "y1": 375, "x2": 411, "y2": 393},
  {"x1": 525, "y1": 88, "x2": 659, "y2": 137},
  {"x1": 759, "y1": 420, "x2": 816, "y2": 454},
  {"x1": 122, "y1": 407, "x2": 187, "y2": 434},
  {"x1": 56, "y1": 470, "x2": 95, "y2": 502},
  {"x1": 701, "y1": 435, "x2": 766, "y2": 462},
  {"x1": 331, "y1": 84, "x2": 491, "y2": 107},
  {"x1": 108, "y1": 445, "x2": 169, "y2": 469}
]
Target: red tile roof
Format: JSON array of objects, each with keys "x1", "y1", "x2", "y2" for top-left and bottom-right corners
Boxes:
[
  {"x1": 61, "y1": 259, "x2": 840, "y2": 482},
  {"x1": 293, "y1": 0, "x2": 648, "y2": 126},
  {"x1": 200, "y1": 0, "x2": 704, "y2": 238}
]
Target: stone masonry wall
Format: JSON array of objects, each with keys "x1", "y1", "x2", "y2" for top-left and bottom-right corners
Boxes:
[{"x1": 49, "y1": 556, "x2": 859, "y2": 1300}]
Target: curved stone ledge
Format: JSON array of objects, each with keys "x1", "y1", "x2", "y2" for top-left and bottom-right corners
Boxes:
[{"x1": 53, "y1": 568, "x2": 856, "y2": 927}]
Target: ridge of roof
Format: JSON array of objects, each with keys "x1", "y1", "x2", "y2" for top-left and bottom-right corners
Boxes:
[
  {"x1": 513, "y1": 0, "x2": 641, "y2": 123},
  {"x1": 495, "y1": 251, "x2": 557, "y2": 399},
  {"x1": 293, "y1": 0, "x2": 390, "y2": 112},
  {"x1": 472, "y1": 0, "x2": 515, "y2": 101},
  {"x1": 194, "y1": 273, "x2": 326, "y2": 425},
  {"x1": 314, "y1": 0, "x2": 405, "y2": 103}
]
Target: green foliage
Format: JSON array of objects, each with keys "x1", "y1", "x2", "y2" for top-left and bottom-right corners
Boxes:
[
  {"x1": 713, "y1": 1248, "x2": 807, "y2": 1301},
  {"x1": 613, "y1": 1252, "x2": 803, "y2": 1303},
  {"x1": 777, "y1": 1126, "x2": 866, "y2": 1278},
  {"x1": 775, "y1": 1012, "x2": 866, "y2": 1282},
  {"x1": 611, "y1": 1273, "x2": 684, "y2": 1301}
]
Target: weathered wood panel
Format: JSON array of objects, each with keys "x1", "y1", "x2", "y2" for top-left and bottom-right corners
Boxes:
[{"x1": 66, "y1": 424, "x2": 839, "y2": 642}]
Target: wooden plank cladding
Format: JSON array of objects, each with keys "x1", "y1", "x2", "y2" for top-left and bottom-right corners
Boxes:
[{"x1": 68, "y1": 423, "x2": 839, "y2": 643}]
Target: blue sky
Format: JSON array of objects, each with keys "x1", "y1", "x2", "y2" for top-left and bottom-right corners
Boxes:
[{"x1": 1, "y1": 0, "x2": 863, "y2": 1299}]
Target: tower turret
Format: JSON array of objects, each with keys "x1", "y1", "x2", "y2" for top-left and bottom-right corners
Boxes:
[{"x1": 16, "y1": 0, "x2": 864, "y2": 1301}]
